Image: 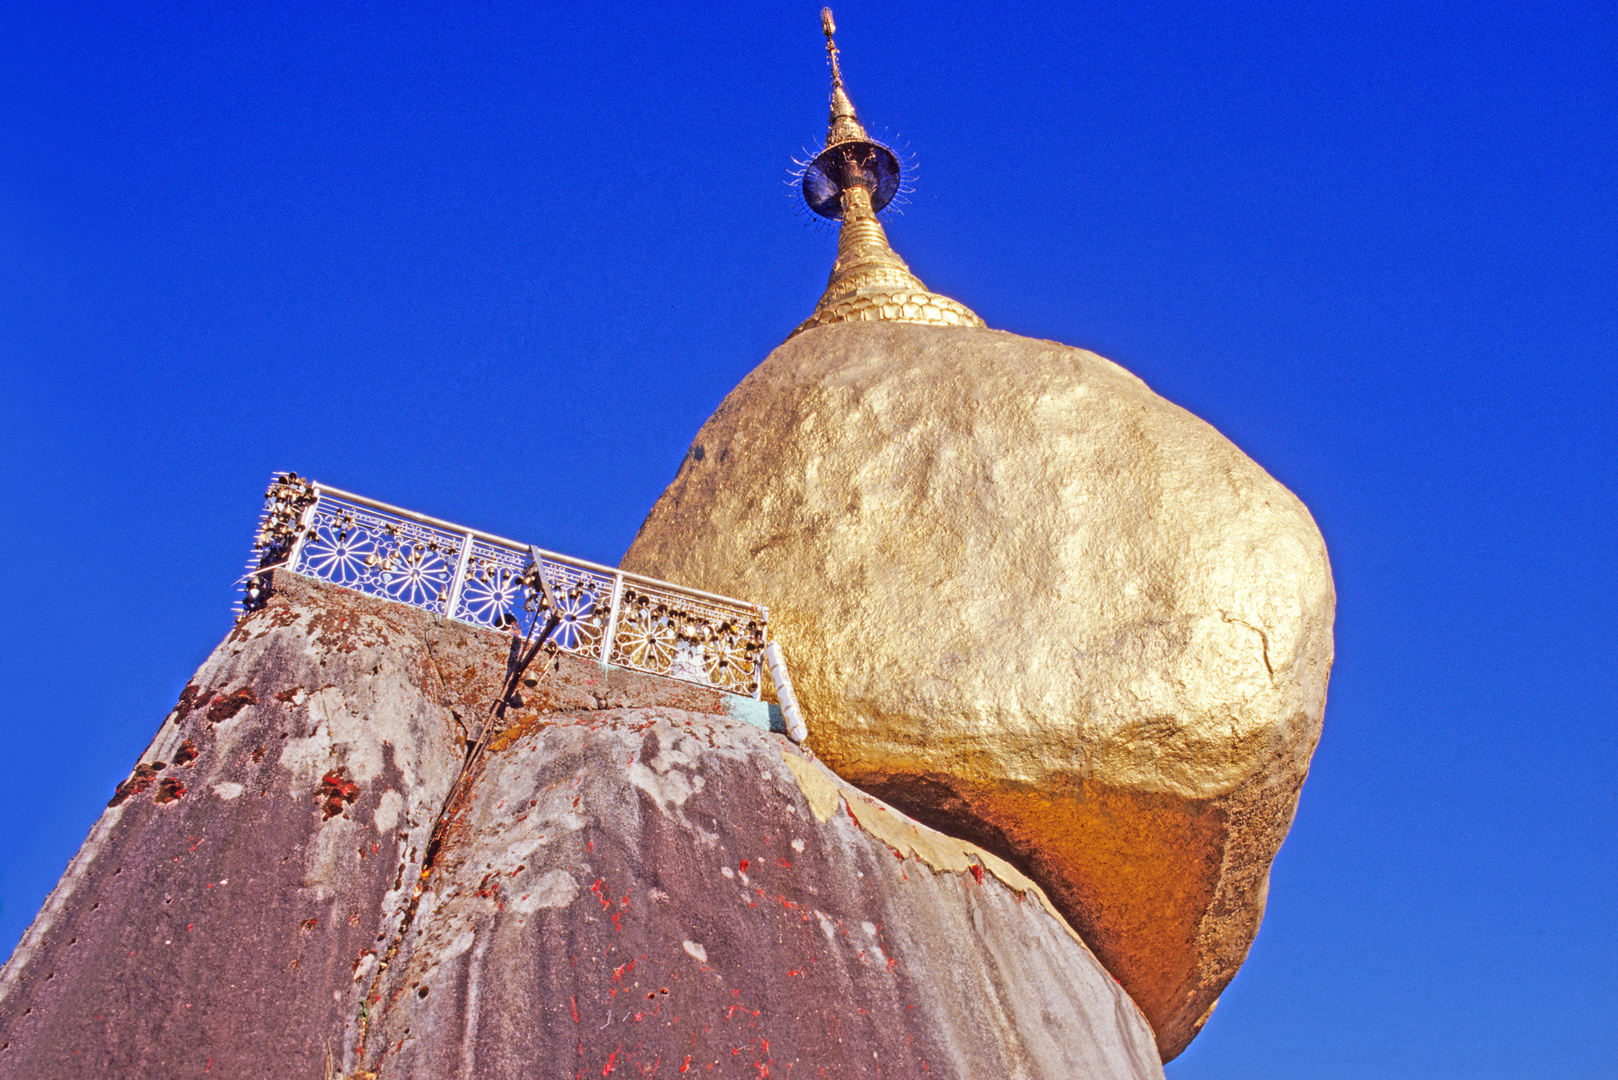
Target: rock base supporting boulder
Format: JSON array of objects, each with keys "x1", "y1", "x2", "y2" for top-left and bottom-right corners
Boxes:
[
  {"x1": 0, "y1": 573, "x2": 1162, "y2": 1080},
  {"x1": 356, "y1": 705, "x2": 1162, "y2": 1079}
]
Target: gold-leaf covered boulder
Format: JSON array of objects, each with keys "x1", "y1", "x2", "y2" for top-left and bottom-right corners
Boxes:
[{"x1": 622, "y1": 321, "x2": 1335, "y2": 1060}]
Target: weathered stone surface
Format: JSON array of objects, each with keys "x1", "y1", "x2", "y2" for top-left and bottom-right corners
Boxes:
[
  {"x1": 0, "y1": 573, "x2": 725, "y2": 1079},
  {"x1": 0, "y1": 573, "x2": 486, "y2": 1078},
  {"x1": 0, "y1": 573, "x2": 1163, "y2": 1079},
  {"x1": 622, "y1": 320, "x2": 1336, "y2": 1059},
  {"x1": 358, "y1": 707, "x2": 1161, "y2": 1080}
]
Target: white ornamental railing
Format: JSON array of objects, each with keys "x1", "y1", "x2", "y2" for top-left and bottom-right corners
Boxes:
[{"x1": 241, "y1": 473, "x2": 767, "y2": 698}]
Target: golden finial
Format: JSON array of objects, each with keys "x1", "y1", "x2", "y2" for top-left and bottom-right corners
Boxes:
[
  {"x1": 822, "y1": 8, "x2": 842, "y2": 88},
  {"x1": 791, "y1": 9, "x2": 984, "y2": 338}
]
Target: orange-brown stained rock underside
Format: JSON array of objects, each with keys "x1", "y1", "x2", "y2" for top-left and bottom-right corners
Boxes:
[{"x1": 856, "y1": 756, "x2": 1311, "y2": 1054}]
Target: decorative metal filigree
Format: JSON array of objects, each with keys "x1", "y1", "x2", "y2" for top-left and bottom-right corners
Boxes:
[
  {"x1": 453, "y1": 549, "x2": 527, "y2": 629},
  {"x1": 612, "y1": 595, "x2": 679, "y2": 673},
  {"x1": 703, "y1": 619, "x2": 769, "y2": 692},
  {"x1": 609, "y1": 586, "x2": 766, "y2": 696},
  {"x1": 292, "y1": 495, "x2": 462, "y2": 616},
  {"x1": 243, "y1": 476, "x2": 767, "y2": 696},
  {"x1": 451, "y1": 539, "x2": 613, "y2": 661}
]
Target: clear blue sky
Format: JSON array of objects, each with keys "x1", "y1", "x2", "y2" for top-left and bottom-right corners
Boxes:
[{"x1": 1, "y1": 2, "x2": 1612, "y2": 1075}]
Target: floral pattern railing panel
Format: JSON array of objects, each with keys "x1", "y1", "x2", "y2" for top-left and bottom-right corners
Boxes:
[
  {"x1": 244, "y1": 473, "x2": 765, "y2": 697},
  {"x1": 450, "y1": 537, "x2": 616, "y2": 662},
  {"x1": 290, "y1": 493, "x2": 463, "y2": 616},
  {"x1": 609, "y1": 584, "x2": 767, "y2": 696}
]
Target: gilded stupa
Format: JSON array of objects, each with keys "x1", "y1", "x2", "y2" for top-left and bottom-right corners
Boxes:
[
  {"x1": 624, "y1": 10, "x2": 1336, "y2": 1063},
  {"x1": 789, "y1": 9, "x2": 984, "y2": 337}
]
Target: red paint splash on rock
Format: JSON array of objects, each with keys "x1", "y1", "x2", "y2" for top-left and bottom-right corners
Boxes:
[
  {"x1": 108, "y1": 763, "x2": 166, "y2": 807},
  {"x1": 153, "y1": 777, "x2": 187, "y2": 804},
  {"x1": 172, "y1": 683, "x2": 206, "y2": 722},
  {"x1": 317, "y1": 770, "x2": 361, "y2": 819},
  {"x1": 207, "y1": 687, "x2": 258, "y2": 723}
]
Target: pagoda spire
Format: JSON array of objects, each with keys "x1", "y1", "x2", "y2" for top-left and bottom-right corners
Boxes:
[{"x1": 790, "y1": 9, "x2": 984, "y2": 338}]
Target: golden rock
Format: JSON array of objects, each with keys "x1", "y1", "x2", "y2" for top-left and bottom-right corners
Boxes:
[{"x1": 622, "y1": 321, "x2": 1335, "y2": 1060}]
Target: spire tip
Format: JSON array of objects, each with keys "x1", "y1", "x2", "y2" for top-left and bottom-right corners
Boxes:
[{"x1": 822, "y1": 8, "x2": 844, "y2": 89}]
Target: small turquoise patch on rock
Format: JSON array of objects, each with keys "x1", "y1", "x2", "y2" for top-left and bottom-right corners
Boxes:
[{"x1": 725, "y1": 694, "x2": 785, "y2": 734}]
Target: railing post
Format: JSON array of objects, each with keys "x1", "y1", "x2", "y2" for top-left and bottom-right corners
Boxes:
[
  {"x1": 599, "y1": 573, "x2": 625, "y2": 669},
  {"x1": 283, "y1": 487, "x2": 320, "y2": 574},
  {"x1": 443, "y1": 530, "x2": 475, "y2": 617},
  {"x1": 754, "y1": 606, "x2": 769, "y2": 699}
]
